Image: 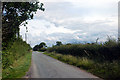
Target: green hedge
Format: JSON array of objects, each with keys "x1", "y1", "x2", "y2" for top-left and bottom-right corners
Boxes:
[{"x1": 47, "y1": 39, "x2": 120, "y2": 61}]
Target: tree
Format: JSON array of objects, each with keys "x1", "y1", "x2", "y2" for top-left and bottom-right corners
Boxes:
[
  {"x1": 56, "y1": 41, "x2": 62, "y2": 46},
  {"x1": 33, "y1": 45, "x2": 39, "y2": 51},
  {"x1": 33, "y1": 42, "x2": 47, "y2": 51},
  {"x1": 39, "y1": 42, "x2": 47, "y2": 48},
  {"x1": 66, "y1": 43, "x2": 71, "y2": 45},
  {"x1": 2, "y1": 2, "x2": 45, "y2": 69},
  {"x1": 2, "y1": 2, "x2": 45, "y2": 48}
]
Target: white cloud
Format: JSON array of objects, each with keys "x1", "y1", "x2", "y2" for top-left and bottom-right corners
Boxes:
[{"x1": 20, "y1": 0, "x2": 118, "y2": 47}]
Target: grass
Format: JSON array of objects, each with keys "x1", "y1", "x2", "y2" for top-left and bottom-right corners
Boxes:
[
  {"x1": 0, "y1": 51, "x2": 1, "y2": 79},
  {"x1": 2, "y1": 38, "x2": 32, "y2": 78},
  {"x1": 0, "y1": 62, "x2": 1, "y2": 79},
  {"x1": 45, "y1": 38, "x2": 120, "y2": 79},
  {"x1": 2, "y1": 39, "x2": 31, "y2": 69},
  {"x1": 47, "y1": 39, "x2": 120, "y2": 61},
  {"x1": 44, "y1": 52, "x2": 120, "y2": 80},
  {"x1": 2, "y1": 51, "x2": 32, "y2": 78},
  {"x1": 38, "y1": 51, "x2": 43, "y2": 52}
]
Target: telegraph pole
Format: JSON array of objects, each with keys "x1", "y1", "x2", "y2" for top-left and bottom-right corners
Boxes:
[{"x1": 25, "y1": 26, "x2": 28, "y2": 43}]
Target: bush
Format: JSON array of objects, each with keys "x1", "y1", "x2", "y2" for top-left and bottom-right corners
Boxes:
[
  {"x1": 39, "y1": 48, "x2": 47, "y2": 52},
  {"x1": 44, "y1": 52, "x2": 120, "y2": 80},
  {"x1": 2, "y1": 39, "x2": 31, "y2": 69},
  {"x1": 47, "y1": 39, "x2": 120, "y2": 61},
  {"x1": 45, "y1": 38, "x2": 120, "y2": 80}
]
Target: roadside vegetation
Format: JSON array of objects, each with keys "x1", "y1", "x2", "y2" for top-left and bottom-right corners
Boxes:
[
  {"x1": 2, "y1": 2, "x2": 45, "y2": 78},
  {"x1": 2, "y1": 39, "x2": 31, "y2": 69},
  {"x1": 33, "y1": 42, "x2": 47, "y2": 52},
  {"x1": 44, "y1": 38, "x2": 120, "y2": 80},
  {"x1": 2, "y1": 41, "x2": 32, "y2": 78},
  {"x1": 0, "y1": 59, "x2": 1, "y2": 79}
]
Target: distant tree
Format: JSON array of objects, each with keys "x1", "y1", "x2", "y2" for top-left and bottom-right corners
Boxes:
[
  {"x1": 39, "y1": 42, "x2": 47, "y2": 48},
  {"x1": 66, "y1": 43, "x2": 71, "y2": 45},
  {"x1": 33, "y1": 42, "x2": 47, "y2": 51},
  {"x1": 33, "y1": 45, "x2": 39, "y2": 51},
  {"x1": 118, "y1": 37, "x2": 120, "y2": 43},
  {"x1": 56, "y1": 41, "x2": 62, "y2": 46}
]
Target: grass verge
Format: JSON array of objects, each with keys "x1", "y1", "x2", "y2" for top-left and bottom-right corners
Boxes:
[
  {"x1": 2, "y1": 51, "x2": 32, "y2": 78},
  {"x1": 0, "y1": 62, "x2": 1, "y2": 79},
  {"x1": 43, "y1": 52, "x2": 120, "y2": 80}
]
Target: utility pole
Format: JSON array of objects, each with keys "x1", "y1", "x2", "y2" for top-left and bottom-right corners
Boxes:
[{"x1": 25, "y1": 26, "x2": 28, "y2": 43}]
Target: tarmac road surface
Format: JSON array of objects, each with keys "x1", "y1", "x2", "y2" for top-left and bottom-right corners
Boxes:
[{"x1": 30, "y1": 51, "x2": 99, "y2": 78}]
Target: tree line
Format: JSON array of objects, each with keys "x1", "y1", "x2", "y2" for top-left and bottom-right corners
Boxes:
[{"x1": 33, "y1": 41, "x2": 63, "y2": 51}]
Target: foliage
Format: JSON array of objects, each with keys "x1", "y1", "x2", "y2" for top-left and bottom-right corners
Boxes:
[
  {"x1": 39, "y1": 42, "x2": 47, "y2": 48},
  {"x1": 39, "y1": 47, "x2": 47, "y2": 52},
  {"x1": 2, "y1": 2, "x2": 45, "y2": 69},
  {"x1": 33, "y1": 42, "x2": 47, "y2": 51},
  {"x1": 56, "y1": 41, "x2": 62, "y2": 46},
  {"x1": 3, "y1": 51, "x2": 32, "y2": 78},
  {"x1": 44, "y1": 52, "x2": 120, "y2": 80},
  {"x1": 47, "y1": 39, "x2": 120, "y2": 61},
  {"x1": 2, "y1": 39, "x2": 31, "y2": 69},
  {"x1": 46, "y1": 38, "x2": 120, "y2": 79},
  {"x1": 2, "y1": 2, "x2": 45, "y2": 47}
]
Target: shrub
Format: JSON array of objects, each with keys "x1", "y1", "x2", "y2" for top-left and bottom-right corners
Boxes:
[
  {"x1": 47, "y1": 38, "x2": 120, "y2": 61},
  {"x1": 39, "y1": 48, "x2": 47, "y2": 52},
  {"x1": 2, "y1": 39, "x2": 31, "y2": 69}
]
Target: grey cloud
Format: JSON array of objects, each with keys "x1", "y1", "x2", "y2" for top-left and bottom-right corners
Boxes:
[{"x1": 20, "y1": 1, "x2": 118, "y2": 47}]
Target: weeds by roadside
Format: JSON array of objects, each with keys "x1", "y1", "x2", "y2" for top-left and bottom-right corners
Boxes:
[
  {"x1": 2, "y1": 51, "x2": 32, "y2": 78},
  {"x1": 45, "y1": 38, "x2": 120, "y2": 80},
  {"x1": 44, "y1": 52, "x2": 120, "y2": 80},
  {"x1": 2, "y1": 39, "x2": 32, "y2": 78}
]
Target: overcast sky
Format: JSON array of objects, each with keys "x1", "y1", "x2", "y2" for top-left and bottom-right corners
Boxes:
[{"x1": 20, "y1": 0, "x2": 119, "y2": 47}]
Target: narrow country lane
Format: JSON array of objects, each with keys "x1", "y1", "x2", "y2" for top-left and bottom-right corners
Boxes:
[{"x1": 30, "y1": 51, "x2": 100, "y2": 78}]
